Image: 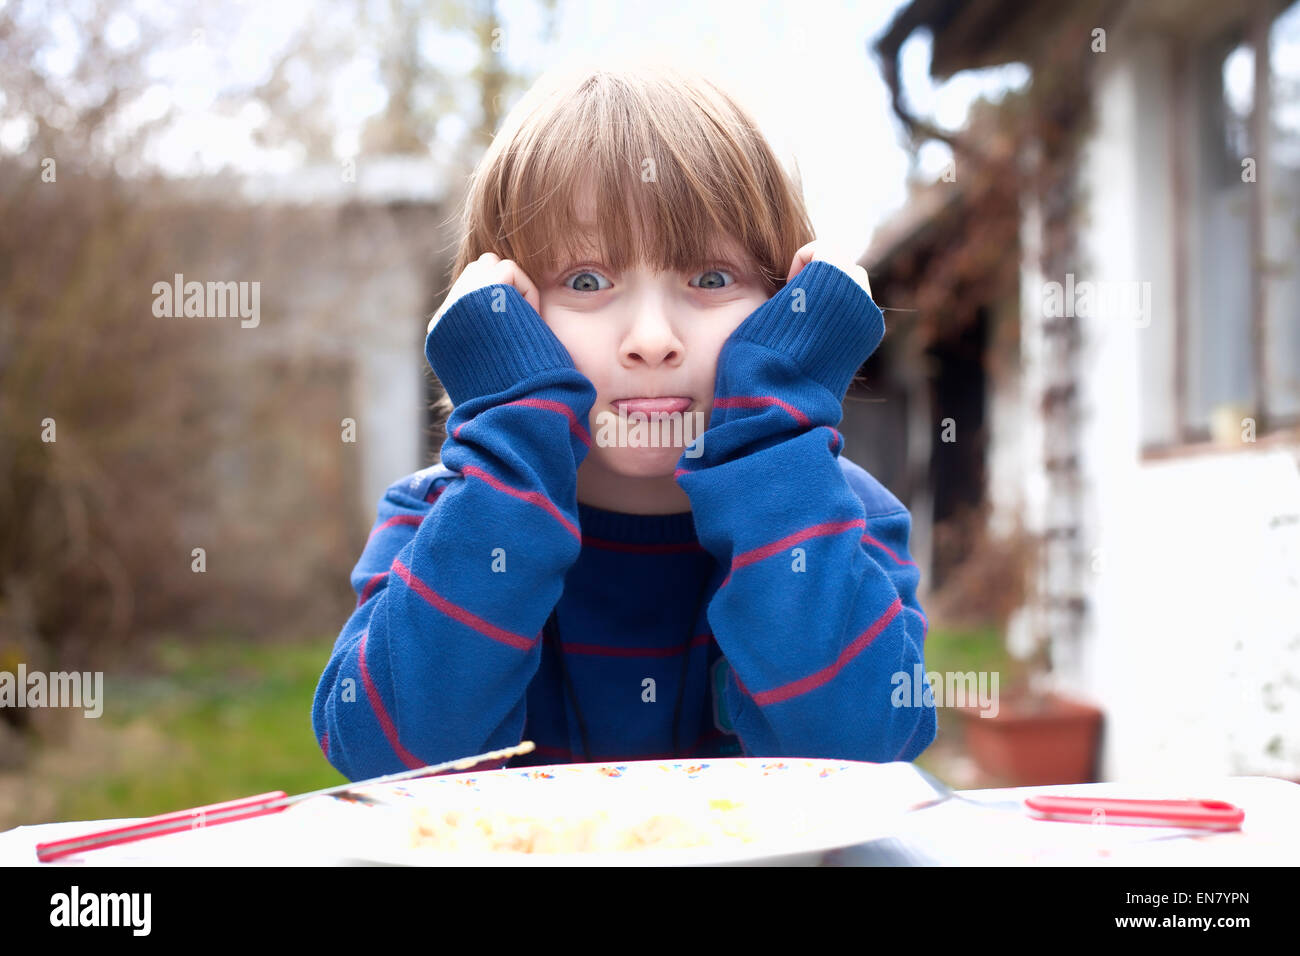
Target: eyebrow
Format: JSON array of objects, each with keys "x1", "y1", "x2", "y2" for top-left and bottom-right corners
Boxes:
[
  {"x1": 552, "y1": 254, "x2": 753, "y2": 277},
  {"x1": 553, "y1": 239, "x2": 601, "y2": 267},
  {"x1": 550, "y1": 233, "x2": 754, "y2": 278}
]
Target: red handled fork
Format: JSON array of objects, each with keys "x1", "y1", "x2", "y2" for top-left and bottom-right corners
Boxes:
[{"x1": 34, "y1": 740, "x2": 535, "y2": 863}]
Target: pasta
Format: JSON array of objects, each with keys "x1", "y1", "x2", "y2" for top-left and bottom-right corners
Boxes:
[{"x1": 408, "y1": 796, "x2": 777, "y2": 854}]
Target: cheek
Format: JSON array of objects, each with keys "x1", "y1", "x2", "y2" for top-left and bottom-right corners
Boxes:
[
  {"x1": 542, "y1": 314, "x2": 600, "y2": 378},
  {"x1": 563, "y1": 339, "x2": 606, "y2": 389},
  {"x1": 703, "y1": 310, "x2": 752, "y2": 360},
  {"x1": 697, "y1": 300, "x2": 763, "y2": 388},
  {"x1": 713, "y1": 296, "x2": 763, "y2": 340}
]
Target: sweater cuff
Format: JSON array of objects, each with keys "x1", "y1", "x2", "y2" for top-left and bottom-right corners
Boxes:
[
  {"x1": 728, "y1": 260, "x2": 884, "y2": 400},
  {"x1": 424, "y1": 284, "x2": 578, "y2": 406}
]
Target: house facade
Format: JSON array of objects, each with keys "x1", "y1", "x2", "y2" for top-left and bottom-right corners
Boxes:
[
  {"x1": 868, "y1": 0, "x2": 1300, "y2": 781},
  {"x1": 232, "y1": 155, "x2": 456, "y2": 529}
]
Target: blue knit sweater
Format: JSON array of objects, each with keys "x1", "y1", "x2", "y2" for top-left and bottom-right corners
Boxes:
[{"x1": 312, "y1": 260, "x2": 936, "y2": 780}]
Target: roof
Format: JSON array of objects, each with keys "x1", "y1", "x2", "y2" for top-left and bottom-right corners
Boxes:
[
  {"x1": 862, "y1": 178, "x2": 964, "y2": 272},
  {"x1": 873, "y1": 0, "x2": 1063, "y2": 81}
]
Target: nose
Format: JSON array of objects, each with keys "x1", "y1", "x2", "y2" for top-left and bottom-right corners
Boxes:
[{"x1": 620, "y1": 294, "x2": 683, "y2": 368}]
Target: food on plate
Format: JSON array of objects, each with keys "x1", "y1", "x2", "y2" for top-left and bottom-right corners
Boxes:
[{"x1": 408, "y1": 795, "x2": 788, "y2": 854}]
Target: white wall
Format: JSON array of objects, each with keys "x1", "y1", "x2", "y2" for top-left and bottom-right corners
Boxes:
[
  {"x1": 1066, "y1": 33, "x2": 1300, "y2": 782},
  {"x1": 334, "y1": 301, "x2": 425, "y2": 533},
  {"x1": 1098, "y1": 452, "x2": 1300, "y2": 779},
  {"x1": 357, "y1": 334, "x2": 424, "y2": 524}
]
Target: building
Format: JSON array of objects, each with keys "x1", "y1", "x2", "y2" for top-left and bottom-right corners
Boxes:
[
  {"x1": 230, "y1": 154, "x2": 457, "y2": 528},
  {"x1": 865, "y1": 0, "x2": 1300, "y2": 780}
]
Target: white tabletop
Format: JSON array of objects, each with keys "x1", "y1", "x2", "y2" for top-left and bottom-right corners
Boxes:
[
  {"x1": 3, "y1": 773, "x2": 1296, "y2": 866},
  {"x1": 826, "y1": 774, "x2": 1300, "y2": 866}
]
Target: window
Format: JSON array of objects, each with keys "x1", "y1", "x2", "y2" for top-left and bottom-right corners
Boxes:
[
  {"x1": 1172, "y1": 1, "x2": 1300, "y2": 446},
  {"x1": 1265, "y1": 2, "x2": 1300, "y2": 422},
  {"x1": 1188, "y1": 34, "x2": 1253, "y2": 431}
]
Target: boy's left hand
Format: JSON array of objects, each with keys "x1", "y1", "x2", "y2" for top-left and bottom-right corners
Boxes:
[{"x1": 786, "y1": 241, "x2": 872, "y2": 299}]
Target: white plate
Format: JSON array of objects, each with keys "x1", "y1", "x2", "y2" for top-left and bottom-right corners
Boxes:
[{"x1": 303, "y1": 758, "x2": 941, "y2": 866}]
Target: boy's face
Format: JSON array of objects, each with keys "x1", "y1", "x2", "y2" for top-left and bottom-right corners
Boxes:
[{"x1": 536, "y1": 230, "x2": 772, "y2": 512}]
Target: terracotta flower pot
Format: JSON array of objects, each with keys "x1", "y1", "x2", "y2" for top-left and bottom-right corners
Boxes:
[{"x1": 957, "y1": 693, "x2": 1104, "y2": 786}]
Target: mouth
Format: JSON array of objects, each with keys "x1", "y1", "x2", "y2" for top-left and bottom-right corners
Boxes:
[{"x1": 611, "y1": 396, "x2": 694, "y2": 415}]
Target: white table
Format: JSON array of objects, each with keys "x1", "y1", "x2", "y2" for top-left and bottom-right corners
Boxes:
[
  {"x1": 3, "y1": 774, "x2": 1296, "y2": 866},
  {"x1": 824, "y1": 775, "x2": 1300, "y2": 866}
]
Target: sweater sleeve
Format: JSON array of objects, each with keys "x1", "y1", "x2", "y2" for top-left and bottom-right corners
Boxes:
[
  {"x1": 312, "y1": 284, "x2": 597, "y2": 780},
  {"x1": 674, "y1": 259, "x2": 936, "y2": 763}
]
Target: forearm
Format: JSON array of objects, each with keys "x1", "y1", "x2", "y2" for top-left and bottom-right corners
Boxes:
[
  {"x1": 685, "y1": 433, "x2": 933, "y2": 761},
  {"x1": 677, "y1": 260, "x2": 936, "y2": 762},
  {"x1": 313, "y1": 285, "x2": 597, "y2": 780}
]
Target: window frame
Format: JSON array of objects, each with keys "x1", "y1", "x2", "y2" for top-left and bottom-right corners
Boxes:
[{"x1": 1144, "y1": 1, "x2": 1300, "y2": 459}]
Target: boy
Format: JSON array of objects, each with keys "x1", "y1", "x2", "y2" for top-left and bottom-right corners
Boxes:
[{"x1": 312, "y1": 63, "x2": 936, "y2": 779}]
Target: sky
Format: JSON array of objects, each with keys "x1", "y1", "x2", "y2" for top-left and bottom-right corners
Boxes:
[
  {"x1": 494, "y1": 0, "x2": 1028, "y2": 256},
  {"x1": 5, "y1": 0, "x2": 1036, "y2": 255}
]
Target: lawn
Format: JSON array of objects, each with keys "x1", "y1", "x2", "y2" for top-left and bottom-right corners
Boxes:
[
  {"x1": 920, "y1": 625, "x2": 1011, "y2": 679},
  {"x1": 0, "y1": 635, "x2": 345, "y2": 829},
  {"x1": 0, "y1": 625, "x2": 1009, "y2": 829},
  {"x1": 911, "y1": 624, "x2": 1012, "y2": 783}
]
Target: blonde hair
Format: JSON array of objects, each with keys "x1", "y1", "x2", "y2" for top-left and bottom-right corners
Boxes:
[{"x1": 429, "y1": 61, "x2": 817, "y2": 439}]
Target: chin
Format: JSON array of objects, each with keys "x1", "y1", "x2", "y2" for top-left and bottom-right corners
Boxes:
[{"x1": 596, "y1": 444, "x2": 683, "y2": 478}]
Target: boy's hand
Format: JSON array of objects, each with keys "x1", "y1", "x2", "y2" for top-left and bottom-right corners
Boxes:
[
  {"x1": 786, "y1": 241, "x2": 872, "y2": 299},
  {"x1": 428, "y1": 252, "x2": 543, "y2": 335}
]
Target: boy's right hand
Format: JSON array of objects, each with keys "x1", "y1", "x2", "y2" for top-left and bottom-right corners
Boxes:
[{"x1": 428, "y1": 252, "x2": 543, "y2": 335}]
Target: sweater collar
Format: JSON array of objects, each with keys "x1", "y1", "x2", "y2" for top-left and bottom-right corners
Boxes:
[{"x1": 576, "y1": 501, "x2": 701, "y2": 550}]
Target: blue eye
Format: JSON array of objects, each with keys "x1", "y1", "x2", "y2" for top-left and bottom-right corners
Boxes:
[
  {"x1": 563, "y1": 269, "x2": 611, "y2": 292},
  {"x1": 691, "y1": 268, "x2": 734, "y2": 290}
]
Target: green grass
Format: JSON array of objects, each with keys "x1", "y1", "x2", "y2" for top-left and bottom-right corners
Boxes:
[
  {"x1": 50, "y1": 636, "x2": 347, "y2": 823},
  {"x1": 920, "y1": 625, "x2": 1012, "y2": 678},
  {"x1": 16, "y1": 626, "x2": 1011, "y2": 825},
  {"x1": 912, "y1": 624, "x2": 1011, "y2": 781}
]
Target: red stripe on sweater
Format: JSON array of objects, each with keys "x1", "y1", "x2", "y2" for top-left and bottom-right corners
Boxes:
[
  {"x1": 714, "y1": 395, "x2": 811, "y2": 428},
  {"x1": 453, "y1": 398, "x2": 592, "y2": 448},
  {"x1": 460, "y1": 464, "x2": 581, "y2": 542},
  {"x1": 356, "y1": 630, "x2": 424, "y2": 769},
  {"x1": 502, "y1": 398, "x2": 592, "y2": 447},
  {"x1": 390, "y1": 556, "x2": 538, "y2": 651},
  {"x1": 744, "y1": 597, "x2": 903, "y2": 707},
  {"x1": 320, "y1": 731, "x2": 329, "y2": 756},
  {"x1": 861, "y1": 532, "x2": 917, "y2": 567},
  {"x1": 357, "y1": 571, "x2": 387, "y2": 607},
  {"x1": 676, "y1": 426, "x2": 837, "y2": 481},
  {"x1": 673, "y1": 422, "x2": 838, "y2": 480},
  {"x1": 907, "y1": 605, "x2": 929, "y2": 638},
  {"x1": 558, "y1": 632, "x2": 712, "y2": 658},
  {"x1": 367, "y1": 514, "x2": 421, "y2": 542},
  {"x1": 719, "y1": 518, "x2": 867, "y2": 589}
]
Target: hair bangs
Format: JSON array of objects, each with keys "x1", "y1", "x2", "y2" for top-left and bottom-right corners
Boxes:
[
  {"x1": 431, "y1": 64, "x2": 818, "y2": 427},
  {"x1": 450, "y1": 65, "x2": 813, "y2": 297}
]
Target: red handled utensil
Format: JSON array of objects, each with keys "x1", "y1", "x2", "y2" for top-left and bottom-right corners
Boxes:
[
  {"x1": 34, "y1": 740, "x2": 536, "y2": 863},
  {"x1": 910, "y1": 765, "x2": 1245, "y2": 830},
  {"x1": 1024, "y1": 795, "x2": 1244, "y2": 829}
]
